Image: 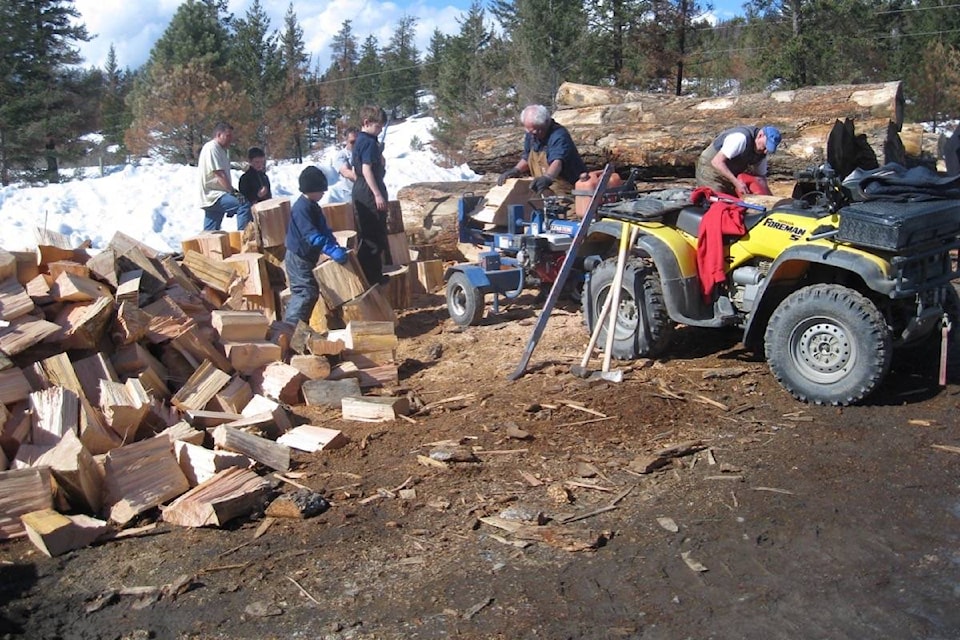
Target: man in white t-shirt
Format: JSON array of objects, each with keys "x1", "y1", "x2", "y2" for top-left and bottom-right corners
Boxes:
[
  {"x1": 198, "y1": 122, "x2": 251, "y2": 231},
  {"x1": 335, "y1": 127, "x2": 358, "y2": 183},
  {"x1": 695, "y1": 125, "x2": 782, "y2": 197}
]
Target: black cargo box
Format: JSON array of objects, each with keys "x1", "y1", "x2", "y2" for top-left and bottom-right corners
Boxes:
[{"x1": 836, "y1": 200, "x2": 960, "y2": 251}]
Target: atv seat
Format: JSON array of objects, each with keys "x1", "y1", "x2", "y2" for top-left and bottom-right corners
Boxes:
[{"x1": 676, "y1": 206, "x2": 768, "y2": 238}]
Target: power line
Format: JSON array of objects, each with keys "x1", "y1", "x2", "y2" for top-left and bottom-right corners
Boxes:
[
  {"x1": 685, "y1": 1, "x2": 960, "y2": 34},
  {"x1": 309, "y1": 59, "x2": 439, "y2": 87},
  {"x1": 685, "y1": 25, "x2": 960, "y2": 59}
]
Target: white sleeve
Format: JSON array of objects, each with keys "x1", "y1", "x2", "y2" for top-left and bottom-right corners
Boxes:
[{"x1": 719, "y1": 133, "x2": 748, "y2": 159}]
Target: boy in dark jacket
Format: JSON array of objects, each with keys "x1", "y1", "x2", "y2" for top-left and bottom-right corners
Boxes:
[
  {"x1": 283, "y1": 166, "x2": 348, "y2": 324},
  {"x1": 351, "y1": 105, "x2": 389, "y2": 286},
  {"x1": 239, "y1": 147, "x2": 272, "y2": 205}
]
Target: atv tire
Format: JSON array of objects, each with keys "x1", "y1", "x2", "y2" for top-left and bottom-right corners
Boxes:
[
  {"x1": 446, "y1": 272, "x2": 484, "y2": 326},
  {"x1": 585, "y1": 256, "x2": 674, "y2": 360},
  {"x1": 765, "y1": 284, "x2": 891, "y2": 406}
]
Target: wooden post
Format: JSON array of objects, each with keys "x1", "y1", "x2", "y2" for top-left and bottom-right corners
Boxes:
[
  {"x1": 251, "y1": 198, "x2": 292, "y2": 248},
  {"x1": 413, "y1": 259, "x2": 445, "y2": 294},
  {"x1": 382, "y1": 264, "x2": 411, "y2": 310},
  {"x1": 386, "y1": 233, "x2": 411, "y2": 265}
]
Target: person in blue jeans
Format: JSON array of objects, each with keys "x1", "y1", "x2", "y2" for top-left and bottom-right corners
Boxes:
[
  {"x1": 197, "y1": 122, "x2": 252, "y2": 231},
  {"x1": 283, "y1": 166, "x2": 349, "y2": 324}
]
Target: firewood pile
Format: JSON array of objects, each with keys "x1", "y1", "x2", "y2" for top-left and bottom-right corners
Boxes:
[{"x1": 0, "y1": 196, "x2": 442, "y2": 558}]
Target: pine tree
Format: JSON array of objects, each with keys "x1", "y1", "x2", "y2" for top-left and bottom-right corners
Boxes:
[
  {"x1": 322, "y1": 20, "x2": 360, "y2": 120},
  {"x1": 100, "y1": 45, "x2": 132, "y2": 150},
  {"x1": 380, "y1": 15, "x2": 421, "y2": 118},
  {"x1": 268, "y1": 3, "x2": 311, "y2": 162},
  {"x1": 883, "y1": 0, "x2": 960, "y2": 118},
  {"x1": 490, "y1": 0, "x2": 590, "y2": 106},
  {"x1": 742, "y1": 0, "x2": 879, "y2": 89},
  {"x1": 352, "y1": 35, "x2": 383, "y2": 114},
  {"x1": 913, "y1": 41, "x2": 960, "y2": 123},
  {"x1": 125, "y1": 60, "x2": 252, "y2": 164},
  {"x1": 583, "y1": 0, "x2": 646, "y2": 85},
  {"x1": 432, "y1": 1, "x2": 509, "y2": 155},
  {"x1": 421, "y1": 28, "x2": 448, "y2": 92},
  {"x1": 147, "y1": 0, "x2": 231, "y2": 71},
  {"x1": 621, "y1": 0, "x2": 711, "y2": 93},
  {"x1": 0, "y1": 0, "x2": 90, "y2": 184},
  {"x1": 231, "y1": 0, "x2": 283, "y2": 147}
]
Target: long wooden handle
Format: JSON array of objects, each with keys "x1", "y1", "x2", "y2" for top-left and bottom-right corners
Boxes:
[
  {"x1": 580, "y1": 292, "x2": 614, "y2": 369},
  {"x1": 601, "y1": 221, "x2": 632, "y2": 372}
]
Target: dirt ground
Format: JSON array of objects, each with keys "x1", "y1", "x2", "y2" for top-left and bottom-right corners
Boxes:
[{"x1": 2, "y1": 280, "x2": 960, "y2": 640}]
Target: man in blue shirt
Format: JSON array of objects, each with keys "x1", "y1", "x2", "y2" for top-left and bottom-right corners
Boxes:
[{"x1": 497, "y1": 104, "x2": 588, "y2": 195}]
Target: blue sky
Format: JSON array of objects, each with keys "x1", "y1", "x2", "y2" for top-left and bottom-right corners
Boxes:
[{"x1": 73, "y1": 0, "x2": 747, "y2": 71}]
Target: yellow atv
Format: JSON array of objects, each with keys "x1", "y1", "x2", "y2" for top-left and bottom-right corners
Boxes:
[{"x1": 581, "y1": 167, "x2": 960, "y2": 405}]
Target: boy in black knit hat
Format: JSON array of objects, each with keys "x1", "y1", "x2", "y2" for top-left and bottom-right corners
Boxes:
[{"x1": 283, "y1": 166, "x2": 348, "y2": 324}]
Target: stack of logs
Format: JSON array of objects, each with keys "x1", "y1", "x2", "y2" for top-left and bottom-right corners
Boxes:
[
  {"x1": 465, "y1": 80, "x2": 908, "y2": 179},
  {"x1": 316, "y1": 200, "x2": 445, "y2": 319},
  {"x1": 0, "y1": 196, "x2": 438, "y2": 558}
]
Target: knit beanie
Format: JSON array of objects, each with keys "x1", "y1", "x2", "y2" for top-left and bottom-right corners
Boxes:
[{"x1": 299, "y1": 166, "x2": 328, "y2": 193}]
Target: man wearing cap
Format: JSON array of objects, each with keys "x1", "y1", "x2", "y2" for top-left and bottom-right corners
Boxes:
[{"x1": 696, "y1": 125, "x2": 782, "y2": 197}]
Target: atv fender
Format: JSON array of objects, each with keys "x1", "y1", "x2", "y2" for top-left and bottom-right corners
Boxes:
[
  {"x1": 742, "y1": 243, "x2": 891, "y2": 347},
  {"x1": 585, "y1": 222, "x2": 719, "y2": 326}
]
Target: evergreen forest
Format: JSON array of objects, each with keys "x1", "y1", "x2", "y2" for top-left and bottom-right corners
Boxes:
[{"x1": 2, "y1": 0, "x2": 960, "y2": 185}]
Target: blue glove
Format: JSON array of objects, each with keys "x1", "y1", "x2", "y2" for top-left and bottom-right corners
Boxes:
[
  {"x1": 329, "y1": 246, "x2": 348, "y2": 265},
  {"x1": 531, "y1": 175, "x2": 554, "y2": 193}
]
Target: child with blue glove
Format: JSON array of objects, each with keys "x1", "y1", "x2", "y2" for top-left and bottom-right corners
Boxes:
[{"x1": 283, "y1": 166, "x2": 349, "y2": 324}]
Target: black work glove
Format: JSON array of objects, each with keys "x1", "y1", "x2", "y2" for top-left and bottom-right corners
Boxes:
[
  {"x1": 497, "y1": 168, "x2": 521, "y2": 186},
  {"x1": 531, "y1": 175, "x2": 554, "y2": 193}
]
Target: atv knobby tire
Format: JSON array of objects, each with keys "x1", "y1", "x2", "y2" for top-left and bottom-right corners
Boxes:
[
  {"x1": 585, "y1": 256, "x2": 674, "y2": 360},
  {"x1": 764, "y1": 284, "x2": 891, "y2": 406},
  {"x1": 446, "y1": 272, "x2": 484, "y2": 326}
]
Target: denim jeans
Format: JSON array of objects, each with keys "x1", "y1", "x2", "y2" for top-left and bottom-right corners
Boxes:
[
  {"x1": 283, "y1": 250, "x2": 319, "y2": 325},
  {"x1": 202, "y1": 193, "x2": 252, "y2": 232}
]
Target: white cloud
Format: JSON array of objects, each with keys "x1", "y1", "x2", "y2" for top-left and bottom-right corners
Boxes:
[{"x1": 73, "y1": 0, "x2": 471, "y2": 70}]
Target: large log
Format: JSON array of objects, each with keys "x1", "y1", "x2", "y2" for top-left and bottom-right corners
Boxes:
[{"x1": 466, "y1": 81, "x2": 905, "y2": 178}]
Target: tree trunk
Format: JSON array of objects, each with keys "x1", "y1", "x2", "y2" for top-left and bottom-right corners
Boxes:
[{"x1": 465, "y1": 81, "x2": 905, "y2": 179}]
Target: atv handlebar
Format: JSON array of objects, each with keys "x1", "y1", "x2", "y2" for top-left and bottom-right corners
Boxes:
[{"x1": 795, "y1": 165, "x2": 837, "y2": 184}]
